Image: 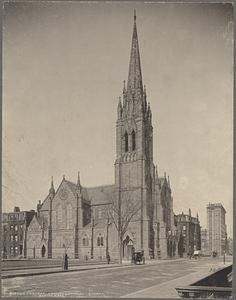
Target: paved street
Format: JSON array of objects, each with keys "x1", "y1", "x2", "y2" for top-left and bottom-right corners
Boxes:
[{"x1": 2, "y1": 257, "x2": 232, "y2": 298}]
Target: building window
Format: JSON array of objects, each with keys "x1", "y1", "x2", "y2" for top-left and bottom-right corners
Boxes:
[
  {"x1": 101, "y1": 237, "x2": 104, "y2": 246},
  {"x1": 124, "y1": 131, "x2": 128, "y2": 152},
  {"x1": 98, "y1": 209, "x2": 102, "y2": 219},
  {"x1": 10, "y1": 225, "x2": 14, "y2": 230},
  {"x1": 66, "y1": 204, "x2": 73, "y2": 229},
  {"x1": 132, "y1": 130, "x2": 136, "y2": 151},
  {"x1": 14, "y1": 225, "x2": 18, "y2": 231},
  {"x1": 82, "y1": 237, "x2": 89, "y2": 246},
  {"x1": 97, "y1": 237, "x2": 100, "y2": 246},
  {"x1": 10, "y1": 235, "x2": 14, "y2": 242},
  {"x1": 183, "y1": 225, "x2": 186, "y2": 231},
  {"x1": 20, "y1": 224, "x2": 23, "y2": 229}
]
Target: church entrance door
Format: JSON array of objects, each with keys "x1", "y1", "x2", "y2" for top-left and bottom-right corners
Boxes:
[
  {"x1": 41, "y1": 245, "x2": 46, "y2": 258},
  {"x1": 123, "y1": 235, "x2": 133, "y2": 260}
]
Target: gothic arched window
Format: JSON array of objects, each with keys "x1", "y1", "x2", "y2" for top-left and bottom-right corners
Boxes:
[
  {"x1": 132, "y1": 130, "x2": 136, "y2": 151},
  {"x1": 101, "y1": 237, "x2": 104, "y2": 246},
  {"x1": 97, "y1": 237, "x2": 100, "y2": 246},
  {"x1": 124, "y1": 131, "x2": 128, "y2": 152}
]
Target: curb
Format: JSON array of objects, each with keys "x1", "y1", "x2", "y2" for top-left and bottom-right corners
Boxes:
[
  {"x1": 2, "y1": 263, "x2": 131, "y2": 279},
  {"x1": 2, "y1": 258, "x2": 187, "y2": 279}
]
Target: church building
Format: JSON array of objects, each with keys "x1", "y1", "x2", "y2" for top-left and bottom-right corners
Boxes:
[{"x1": 27, "y1": 12, "x2": 177, "y2": 261}]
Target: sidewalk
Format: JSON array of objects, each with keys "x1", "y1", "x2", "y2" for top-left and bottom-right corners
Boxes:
[
  {"x1": 2, "y1": 257, "x2": 186, "y2": 279},
  {"x1": 121, "y1": 261, "x2": 232, "y2": 298},
  {"x1": 2, "y1": 262, "x2": 129, "y2": 279}
]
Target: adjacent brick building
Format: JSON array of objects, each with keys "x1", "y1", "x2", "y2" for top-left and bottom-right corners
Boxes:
[
  {"x1": 2, "y1": 207, "x2": 35, "y2": 258},
  {"x1": 175, "y1": 210, "x2": 201, "y2": 257},
  {"x1": 26, "y1": 12, "x2": 177, "y2": 261}
]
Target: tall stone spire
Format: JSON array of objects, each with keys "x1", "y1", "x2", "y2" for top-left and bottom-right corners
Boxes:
[
  {"x1": 76, "y1": 171, "x2": 82, "y2": 194},
  {"x1": 49, "y1": 176, "x2": 55, "y2": 197},
  {"x1": 127, "y1": 9, "x2": 143, "y2": 98}
]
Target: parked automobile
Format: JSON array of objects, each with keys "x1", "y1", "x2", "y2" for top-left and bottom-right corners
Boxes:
[
  {"x1": 193, "y1": 250, "x2": 201, "y2": 259},
  {"x1": 133, "y1": 250, "x2": 145, "y2": 264}
]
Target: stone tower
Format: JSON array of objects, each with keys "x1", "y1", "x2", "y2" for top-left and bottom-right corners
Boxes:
[{"x1": 115, "y1": 11, "x2": 155, "y2": 256}]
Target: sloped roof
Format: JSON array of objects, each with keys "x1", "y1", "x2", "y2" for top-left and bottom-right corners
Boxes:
[
  {"x1": 86, "y1": 184, "x2": 115, "y2": 205},
  {"x1": 40, "y1": 193, "x2": 50, "y2": 211},
  {"x1": 39, "y1": 180, "x2": 114, "y2": 211},
  {"x1": 65, "y1": 180, "x2": 90, "y2": 205},
  {"x1": 28, "y1": 214, "x2": 42, "y2": 230}
]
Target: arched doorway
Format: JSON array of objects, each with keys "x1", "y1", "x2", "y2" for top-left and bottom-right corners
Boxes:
[
  {"x1": 41, "y1": 245, "x2": 46, "y2": 258},
  {"x1": 123, "y1": 235, "x2": 134, "y2": 260}
]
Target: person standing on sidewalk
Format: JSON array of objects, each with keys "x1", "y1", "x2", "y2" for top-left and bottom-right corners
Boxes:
[
  {"x1": 107, "y1": 253, "x2": 110, "y2": 264},
  {"x1": 63, "y1": 253, "x2": 69, "y2": 271}
]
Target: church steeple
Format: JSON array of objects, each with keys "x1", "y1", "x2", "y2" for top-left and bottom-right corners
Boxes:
[{"x1": 127, "y1": 9, "x2": 143, "y2": 99}]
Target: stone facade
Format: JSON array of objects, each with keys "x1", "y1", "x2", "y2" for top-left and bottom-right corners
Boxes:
[
  {"x1": 26, "y1": 13, "x2": 177, "y2": 261},
  {"x1": 207, "y1": 203, "x2": 227, "y2": 256}
]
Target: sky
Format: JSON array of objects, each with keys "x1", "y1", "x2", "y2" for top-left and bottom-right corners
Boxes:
[{"x1": 3, "y1": 2, "x2": 233, "y2": 236}]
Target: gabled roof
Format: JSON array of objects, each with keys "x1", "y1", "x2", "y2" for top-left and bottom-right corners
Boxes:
[
  {"x1": 65, "y1": 180, "x2": 90, "y2": 205},
  {"x1": 40, "y1": 193, "x2": 51, "y2": 211},
  {"x1": 28, "y1": 214, "x2": 42, "y2": 231}
]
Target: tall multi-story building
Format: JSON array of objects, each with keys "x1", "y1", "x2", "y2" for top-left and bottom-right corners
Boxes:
[
  {"x1": 26, "y1": 12, "x2": 176, "y2": 261},
  {"x1": 2, "y1": 207, "x2": 35, "y2": 258},
  {"x1": 207, "y1": 203, "x2": 227, "y2": 256},
  {"x1": 175, "y1": 210, "x2": 201, "y2": 257},
  {"x1": 201, "y1": 228, "x2": 209, "y2": 256}
]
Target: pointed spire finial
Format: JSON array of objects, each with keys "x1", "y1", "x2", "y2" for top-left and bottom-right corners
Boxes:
[
  {"x1": 49, "y1": 176, "x2": 55, "y2": 196},
  {"x1": 127, "y1": 9, "x2": 142, "y2": 96},
  {"x1": 63, "y1": 175, "x2": 65, "y2": 180},
  {"x1": 123, "y1": 80, "x2": 126, "y2": 91},
  {"x1": 77, "y1": 171, "x2": 80, "y2": 186},
  {"x1": 168, "y1": 175, "x2": 170, "y2": 185}
]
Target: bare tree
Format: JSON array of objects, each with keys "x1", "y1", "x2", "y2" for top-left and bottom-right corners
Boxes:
[{"x1": 108, "y1": 190, "x2": 141, "y2": 264}]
